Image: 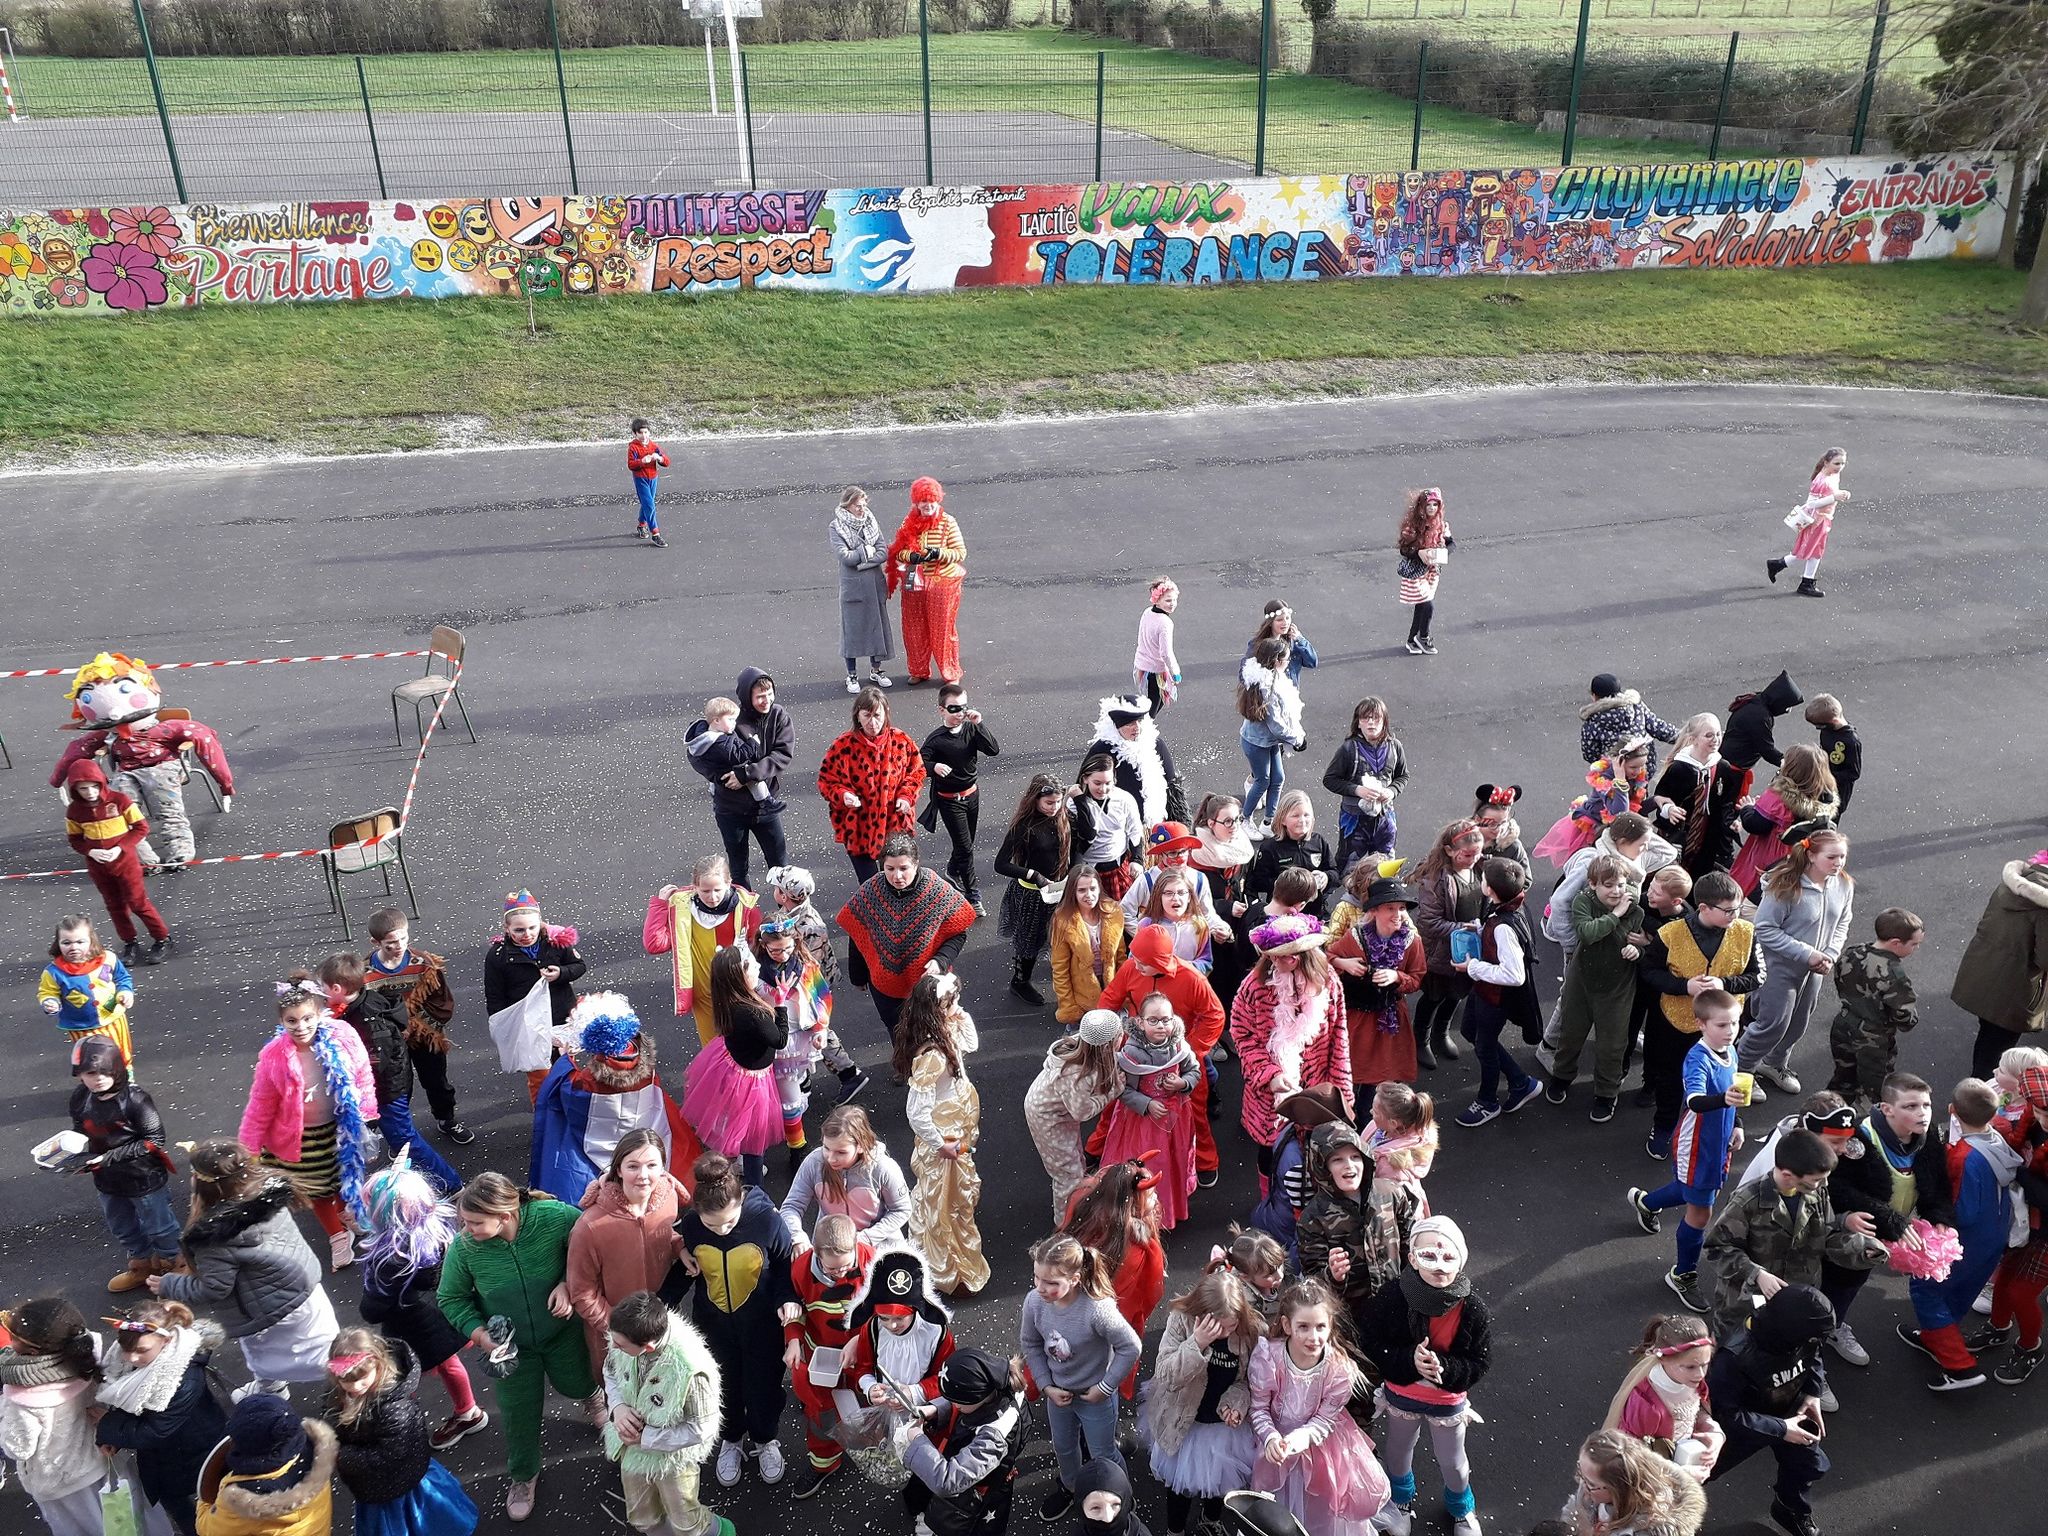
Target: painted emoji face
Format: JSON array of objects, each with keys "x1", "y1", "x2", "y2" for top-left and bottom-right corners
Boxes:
[
  {"x1": 482, "y1": 243, "x2": 521, "y2": 280},
  {"x1": 565, "y1": 258, "x2": 596, "y2": 294},
  {"x1": 518, "y1": 254, "x2": 561, "y2": 296},
  {"x1": 425, "y1": 205, "x2": 459, "y2": 239},
  {"x1": 600, "y1": 252, "x2": 635, "y2": 289},
  {"x1": 595, "y1": 195, "x2": 627, "y2": 227},
  {"x1": 488, "y1": 197, "x2": 563, "y2": 247},
  {"x1": 41, "y1": 237, "x2": 78, "y2": 275},
  {"x1": 580, "y1": 226, "x2": 614, "y2": 258},
  {"x1": 410, "y1": 239, "x2": 444, "y2": 272},
  {"x1": 445, "y1": 238, "x2": 480, "y2": 272},
  {"x1": 458, "y1": 203, "x2": 495, "y2": 243},
  {"x1": 563, "y1": 196, "x2": 597, "y2": 227}
]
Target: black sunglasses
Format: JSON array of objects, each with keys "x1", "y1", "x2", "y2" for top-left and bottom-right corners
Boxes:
[{"x1": 943, "y1": 703, "x2": 966, "y2": 714}]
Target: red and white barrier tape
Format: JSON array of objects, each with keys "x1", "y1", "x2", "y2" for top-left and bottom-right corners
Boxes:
[
  {"x1": 0, "y1": 58, "x2": 17, "y2": 125},
  {"x1": 1, "y1": 649, "x2": 430, "y2": 681},
  {"x1": 0, "y1": 660, "x2": 461, "y2": 882}
]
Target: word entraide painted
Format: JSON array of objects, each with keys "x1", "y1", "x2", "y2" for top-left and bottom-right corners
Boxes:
[{"x1": 0, "y1": 154, "x2": 2008, "y2": 315}]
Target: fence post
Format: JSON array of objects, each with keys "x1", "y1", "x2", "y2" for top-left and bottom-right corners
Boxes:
[
  {"x1": 1410, "y1": 40, "x2": 1427, "y2": 171},
  {"x1": 918, "y1": 0, "x2": 934, "y2": 184},
  {"x1": 1850, "y1": 0, "x2": 1888, "y2": 154},
  {"x1": 546, "y1": 0, "x2": 579, "y2": 194},
  {"x1": 1254, "y1": 0, "x2": 1273, "y2": 176},
  {"x1": 1094, "y1": 51, "x2": 1105, "y2": 182},
  {"x1": 2, "y1": 25, "x2": 28, "y2": 113},
  {"x1": 1708, "y1": 31, "x2": 1737, "y2": 162},
  {"x1": 740, "y1": 51, "x2": 759, "y2": 190},
  {"x1": 1561, "y1": 0, "x2": 1593, "y2": 167},
  {"x1": 130, "y1": 0, "x2": 185, "y2": 202},
  {"x1": 355, "y1": 55, "x2": 388, "y2": 199}
]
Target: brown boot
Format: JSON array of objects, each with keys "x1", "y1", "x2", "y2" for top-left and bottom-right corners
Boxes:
[
  {"x1": 107, "y1": 1259, "x2": 152, "y2": 1294},
  {"x1": 148, "y1": 1257, "x2": 184, "y2": 1278}
]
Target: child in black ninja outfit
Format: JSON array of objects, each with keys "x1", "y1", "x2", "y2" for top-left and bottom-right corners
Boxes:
[
  {"x1": 1706, "y1": 1282, "x2": 1834, "y2": 1536},
  {"x1": 894, "y1": 1345, "x2": 1026, "y2": 1536}
]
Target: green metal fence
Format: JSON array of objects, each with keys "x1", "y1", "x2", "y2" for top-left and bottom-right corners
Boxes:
[{"x1": 0, "y1": 2, "x2": 1910, "y2": 209}]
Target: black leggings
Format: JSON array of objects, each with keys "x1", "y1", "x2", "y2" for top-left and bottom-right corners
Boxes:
[
  {"x1": 1169, "y1": 1492, "x2": 1224, "y2": 1530},
  {"x1": 1412, "y1": 974, "x2": 1466, "y2": 1041},
  {"x1": 1406, "y1": 600, "x2": 1435, "y2": 641}
]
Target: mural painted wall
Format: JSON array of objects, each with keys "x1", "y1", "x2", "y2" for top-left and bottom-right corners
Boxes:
[{"x1": 0, "y1": 155, "x2": 2008, "y2": 315}]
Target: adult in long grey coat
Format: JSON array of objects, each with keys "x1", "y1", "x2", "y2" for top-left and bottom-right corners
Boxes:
[
  {"x1": 1950, "y1": 851, "x2": 2048, "y2": 1078},
  {"x1": 832, "y1": 485, "x2": 895, "y2": 694}
]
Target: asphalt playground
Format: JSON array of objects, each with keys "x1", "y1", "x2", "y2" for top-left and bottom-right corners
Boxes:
[
  {"x1": 1, "y1": 384, "x2": 2044, "y2": 1535},
  {"x1": 0, "y1": 109, "x2": 1242, "y2": 206}
]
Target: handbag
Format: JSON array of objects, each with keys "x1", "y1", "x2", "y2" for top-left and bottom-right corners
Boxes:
[
  {"x1": 100, "y1": 1472, "x2": 139, "y2": 1536},
  {"x1": 1396, "y1": 553, "x2": 1426, "y2": 580},
  {"x1": 2025, "y1": 970, "x2": 2047, "y2": 1034},
  {"x1": 1784, "y1": 507, "x2": 1815, "y2": 530}
]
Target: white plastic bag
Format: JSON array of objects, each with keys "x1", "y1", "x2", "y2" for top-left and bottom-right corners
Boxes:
[
  {"x1": 1783, "y1": 507, "x2": 1814, "y2": 531},
  {"x1": 488, "y1": 980, "x2": 555, "y2": 1073}
]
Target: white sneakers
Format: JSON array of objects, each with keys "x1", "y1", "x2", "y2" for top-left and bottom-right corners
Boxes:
[
  {"x1": 757, "y1": 1440, "x2": 786, "y2": 1483},
  {"x1": 328, "y1": 1230, "x2": 356, "y2": 1270},
  {"x1": 1756, "y1": 1062, "x2": 1802, "y2": 1094},
  {"x1": 1828, "y1": 1324, "x2": 1870, "y2": 1366},
  {"x1": 715, "y1": 1440, "x2": 743, "y2": 1486}
]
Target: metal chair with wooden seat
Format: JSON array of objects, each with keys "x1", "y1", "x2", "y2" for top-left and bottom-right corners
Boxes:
[
  {"x1": 320, "y1": 806, "x2": 416, "y2": 938},
  {"x1": 156, "y1": 706, "x2": 225, "y2": 811},
  {"x1": 391, "y1": 625, "x2": 477, "y2": 746}
]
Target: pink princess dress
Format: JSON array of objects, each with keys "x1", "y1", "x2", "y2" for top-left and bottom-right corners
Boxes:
[
  {"x1": 1791, "y1": 470, "x2": 1843, "y2": 562},
  {"x1": 1099, "y1": 1029, "x2": 1201, "y2": 1228},
  {"x1": 1249, "y1": 1336, "x2": 1391, "y2": 1536},
  {"x1": 1531, "y1": 756, "x2": 1650, "y2": 869}
]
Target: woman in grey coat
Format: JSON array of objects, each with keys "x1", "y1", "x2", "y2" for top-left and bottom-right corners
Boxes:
[
  {"x1": 832, "y1": 486, "x2": 895, "y2": 695},
  {"x1": 1950, "y1": 850, "x2": 2048, "y2": 1077}
]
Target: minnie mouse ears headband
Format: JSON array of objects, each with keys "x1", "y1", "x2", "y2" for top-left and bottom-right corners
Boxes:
[
  {"x1": 1475, "y1": 784, "x2": 1522, "y2": 807},
  {"x1": 274, "y1": 979, "x2": 324, "y2": 1001}
]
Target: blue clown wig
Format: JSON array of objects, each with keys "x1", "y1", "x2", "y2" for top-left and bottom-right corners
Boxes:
[{"x1": 568, "y1": 990, "x2": 642, "y2": 1059}]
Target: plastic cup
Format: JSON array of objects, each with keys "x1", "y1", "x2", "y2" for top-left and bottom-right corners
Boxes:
[{"x1": 1730, "y1": 1072, "x2": 1755, "y2": 1107}]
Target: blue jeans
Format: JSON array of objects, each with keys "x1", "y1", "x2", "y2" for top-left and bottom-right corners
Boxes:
[
  {"x1": 633, "y1": 476, "x2": 658, "y2": 530},
  {"x1": 100, "y1": 1187, "x2": 183, "y2": 1260},
  {"x1": 376, "y1": 1095, "x2": 461, "y2": 1194},
  {"x1": 1467, "y1": 993, "x2": 1534, "y2": 1107},
  {"x1": 1046, "y1": 1391, "x2": 1122, "y2": 1489},
  {"x1": 1241, "y1": 736, "x2": 1286, "y2": 821}
]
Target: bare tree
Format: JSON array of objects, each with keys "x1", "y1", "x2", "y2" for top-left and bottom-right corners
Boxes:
[{"x1": 1862, "y1": 0, "x2": 2048, "y2": 323}]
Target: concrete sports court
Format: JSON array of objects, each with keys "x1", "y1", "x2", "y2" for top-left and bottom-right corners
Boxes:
[{"x1": 0, "y1": 108, "x2": 1244, "y2": 204}]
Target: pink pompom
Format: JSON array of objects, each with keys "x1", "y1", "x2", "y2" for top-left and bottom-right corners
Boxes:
[{"x1": 1886, "y1": 1219, "x2": 1963, "y2": 1281}]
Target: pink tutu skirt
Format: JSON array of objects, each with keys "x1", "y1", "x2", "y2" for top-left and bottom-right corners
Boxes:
[
  {"x1": 1250, "y1": 1414, "x2": 1391, "y2": 1533},
  {"x1": 1531, "y1": 812, "x2": 1597, "y2": 869},
  {"x1": 681, "y1": 1040, "x2": 784, "y2": 1157}
]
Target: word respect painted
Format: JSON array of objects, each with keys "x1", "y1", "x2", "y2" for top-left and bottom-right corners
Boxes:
[{"x1": 650, "y1": 228, "x2": 834, "y2": 290}]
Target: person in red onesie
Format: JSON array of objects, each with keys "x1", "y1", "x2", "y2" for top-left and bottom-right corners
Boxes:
[
  {"x1": 887, "y1": 477, "x2": 966, "y2": 686},
  {"x1": 779, "y1": 1213, "x2": 875, "y2": 1500},
  {"x1": 63, "y1": 759, "x2": 171, "y2": 965},
  {"x1": 1093, "y1": 925, "x2": 1228, "y2": 1187}
]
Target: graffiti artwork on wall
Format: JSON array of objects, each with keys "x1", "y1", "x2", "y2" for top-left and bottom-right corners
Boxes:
[{"x1": 0, "y1": 154, "x2": 2008, "y2": 316}]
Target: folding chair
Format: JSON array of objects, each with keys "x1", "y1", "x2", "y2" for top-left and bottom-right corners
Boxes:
[
  {"x1": 320, "y1": 807, "x2": 416, "y2": 938},
  {"x1": 157, "y1": 706, "x2": 224, "y2": 810},
  {"x1": 392, "y1": 624, "x2": 477, "y2": 746}
]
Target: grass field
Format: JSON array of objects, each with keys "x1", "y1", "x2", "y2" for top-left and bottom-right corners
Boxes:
[
  {"x1": 3, "y1": 29, "x2": 1705, "y2": 179},
  {"x1": 4, "y1": 263, "x2": 2040, "y2": 466}
]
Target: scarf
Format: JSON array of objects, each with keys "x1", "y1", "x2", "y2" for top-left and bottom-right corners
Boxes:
[
  {"x1": 97, "y1": 1326, "x2": 205, "y2": 1416},
  {"x1": 302, "y1": 1022, "x2": 372, "y2": 1219},
  {"x1": 1339, "y1": 738, "x2": 1396, "y2": 838},
  {"x1": 840, "y1": 871, "x2": 976, "y2": 997},
  {"x1": 1646, "y1": 1364, "x2": 1702, "y2": 1441},
  {"x1": 0, "y1": 1348, "x2": 89, "y2": 1389},
  {"x1": 1264, "y1": 970, "x2": 1326, "y2": 1084},
  {"x1": 690, "y1": 888, "x2": 739, "y2": 930},
  {"x1": 1399, "y1": 1266, "x2": 1471, "y2": 1318},
  {"x1": 1766, "y1": 773, "x2": 1834, "y2": 824},
  {"x1": 1194, "y1": 824, "x2": 1253, "y2": 870},
  {"x1": 1362, "y1": 918, "x2": 1413, "y2": 1035},
  {"x1": 1574, "y1": 757, "x2": 1648, "y2": 826},
  {"x1": 833, "y1": 505, "x2": 882, "y2": 566}
]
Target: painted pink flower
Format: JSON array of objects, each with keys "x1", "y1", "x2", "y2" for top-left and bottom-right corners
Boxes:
[
  {"x1": 50, "y1": 275, "x2": 90, "y2": 308},
  {"x1": 80, "y1": 241, "x2": 167, "y2": 312},
  {"x1": 108, "y1": 206, "x2": 180, "y2": 258}
]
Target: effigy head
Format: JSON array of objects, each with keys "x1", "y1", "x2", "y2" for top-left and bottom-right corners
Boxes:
[{"x1": 66, "y1": 652, "x2": 162, "y2": 728}]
